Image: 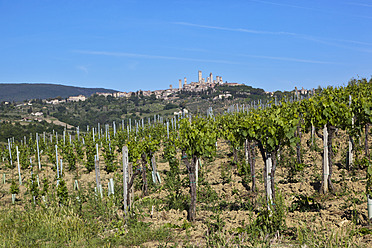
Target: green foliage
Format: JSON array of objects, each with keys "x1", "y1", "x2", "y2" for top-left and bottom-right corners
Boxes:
[
  {"x1": 237, "y1": 160, "x2": 250, "y2": 186},
  {"x1": 109, "y1": 217, "x2": 173, "y2": 246},
  {"x1": 0, "y1": 83, "x2": 117, "y2": 102},
  {"x1": 102, "y1": 141, "x2": 116, "y2": 173},
  {"x1": 296, "y1": 222, "x2": 364, "y2": 247},
  {"x1": 85, "y1": 134, "x2": 95, "y2": 172},
  {"x1": 197, "y1": 182, "x2": 219, "y2": 205},
  {"x1": 41, "y1": 177, "x2": 49, "y2": 196},
  {"x1": 113, "y1": 129, "x2": 127, "y2": 153},
  {"x1": 245, "y1": 191, "x2": 287, "y2": 237},
  {"x1": 347, "y1": 78, "x2": 372, "y2": 138},
  {"x1": 280, "y1": 147, "x2": 306, "y2": 182},
  {"x1": 74, "y1": 138, "x2": 84, "y2": 161},
  {"x1": 164, "y1": 139, "x2": 188, "y2": 211},
  {"x1": 218, "y1": 113, "x2": 244, "y2": 158},
  {"x1": 19, "y1": 145, "x2": 31, "y2": 170},
  {"x1": 0, "y1": 206, "x2": 95, "y2": 247},
  {"x1": 178, "y1": 116, "x2": 218, "y2": 159},
  {"x1": 164, "y1": 103, "x2": 178, "y2": 110},
  {"x1": 302, "y1": 86, "x2": 352, "y2": 131},
  {"x1": 354, "y1": 156, "x2": 370, "y2": 170},
  {"x1": 46, "y1": 143, "x2": 59, "y2": 172},
  {"x1": 61, "y1": 143, "x2": 77, "y2": 171},
  {"x1": 4, "y1": 145, "x2": 16, "y2": 169},
  {"x1": 10, "y1": 179, "x2": 19, "y2": 195},
  {"x1": 28, "y1": 173, "x2": 39, "y2": 201},
  {"x1": 221, "y1": 162, "x2": 233, "y2": 184},
  {"x1": 205, "y1": 214, "x2": 227, "y2": 247},
  {"x1": 57, "y1": 178, "x2": 68, "y2": 205},
  {"x1": 290, "y1": 194, "x2": 322, "y2": 212},
  {"x1": 0, "y1": 121, "x2": 64, "y2": 143}
]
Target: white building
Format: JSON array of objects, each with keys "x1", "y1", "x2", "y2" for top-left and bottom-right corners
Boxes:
[
  {"x1": 67, "y1": 95, "x2": 86, "y2": 102},
  {"x1": 31, "y1": 112, "x2": 43, "y2": 116}
]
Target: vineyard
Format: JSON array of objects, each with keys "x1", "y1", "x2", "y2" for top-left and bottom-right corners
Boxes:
[{"x1": 1, "y1": 78, "x2": 372, "y2": 247}]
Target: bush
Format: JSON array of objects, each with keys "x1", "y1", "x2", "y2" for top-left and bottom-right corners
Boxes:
[{"x1": 163, "y1": 103, "x2": 178, "y2": 110}]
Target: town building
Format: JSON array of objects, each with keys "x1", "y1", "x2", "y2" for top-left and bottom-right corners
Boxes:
[
  {"x1": 67, "y1": 95, "x2": 86, "y2": 102},
  {"x1": 91, "y1": 70, "x2": 240, "y2": 101}
]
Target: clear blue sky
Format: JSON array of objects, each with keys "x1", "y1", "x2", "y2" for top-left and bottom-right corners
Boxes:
[{"x1": 1, "y1": 0, "x2": 371, "y2": 92}]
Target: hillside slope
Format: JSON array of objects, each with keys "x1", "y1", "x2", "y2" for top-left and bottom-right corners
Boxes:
[{"x1": 0, "y1": 83, "x2": 118, "y2": 102}]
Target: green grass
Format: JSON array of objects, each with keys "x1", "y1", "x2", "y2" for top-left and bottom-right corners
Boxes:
[
  {"x1": 0, "y1": 206, "x2": 95, "y2": 247},
  {"x1": 0, "y1": 202, "x2": 176, "y2": 248}
]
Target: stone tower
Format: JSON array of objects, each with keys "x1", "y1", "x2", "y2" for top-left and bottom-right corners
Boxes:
[
  {"x1": 209, "y1": 72, "x2": 213, "y2": 83},
  {"x1": 179, "y1": 79, "x2": 182, "y2": 89},
  {"x1": 184, "y1": 77, "x2": 187, "y2": 86},
  {"x1": 198, "y1": 70, "x2": 202, "y2": 83}
]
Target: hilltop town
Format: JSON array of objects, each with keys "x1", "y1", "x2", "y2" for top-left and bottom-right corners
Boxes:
[
  {"x1": 1, "y1": 70, "x2": 313, "y2": 109},
  {"x1": 46, "y1": 71, "x2": 244, "y2": 104}
]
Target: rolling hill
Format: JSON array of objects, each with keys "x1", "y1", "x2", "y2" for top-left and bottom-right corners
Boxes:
[{"x1": 0, "y1": 83, "x2": 118, "y2": 102}]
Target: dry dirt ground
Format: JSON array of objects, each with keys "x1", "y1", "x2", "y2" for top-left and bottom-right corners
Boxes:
[{"x1": 1, "y1": 130, "x2": 372, "y2": 247}]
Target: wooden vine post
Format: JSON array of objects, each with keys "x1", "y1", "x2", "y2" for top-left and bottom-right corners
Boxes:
[
  {"x1": 182, "y1": 152, "x2": 197, "y2": 222},
  {"x1": 367, "y1": 163, "x2": 372, "y2": 219},
  {"x1": 245, "y1": 139, "x2": 256, "y2": 192},
  {"x1": 16, "y1": 146, "x2": 22, "y2": 185},
  {"x1": 8, "y1": 141, "x2": 13, "y2": 168},
  {"x1": 55, "y1": 144, "x2": 59, "y2": 179},
  {"x1": 94, "y1": 155, "x2": 102, "y2": 198},
  {"x1": 323, "y1": 124, "x2": 329, "y2": 193},
  {"x1": 128, "y1": 162, "x2": 134, "y2": 209},
  {"x1": 348, "y1": 95, "x2": 354, "y2": 168},
  {"x1": 311, "y1": 125, "x2": 315, "y2": 147},
  {"x1": 151, "y1": 155, "x2": 160, "y2": 184},
  {"x1": 36, "y1": 133, "x2": 41, "y2": 170},
  {"x1": 123, "y1": 145, "x2": 128, "y2": 214},
  {"x1": 141, "y1": 153, "x2": 148, "y2": 197},
  {"x1": 265, "y1": 154, "x2": 273, "y2": 210}
]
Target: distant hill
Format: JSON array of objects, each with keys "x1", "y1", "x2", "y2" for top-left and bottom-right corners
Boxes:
[{"x1": 0, "y1": 83, "x2": 118, "y2": 102}]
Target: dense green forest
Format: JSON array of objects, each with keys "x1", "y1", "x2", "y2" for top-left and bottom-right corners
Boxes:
[{"x1": 0, "y1": 121, "x2": 64, "y2": 143}]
